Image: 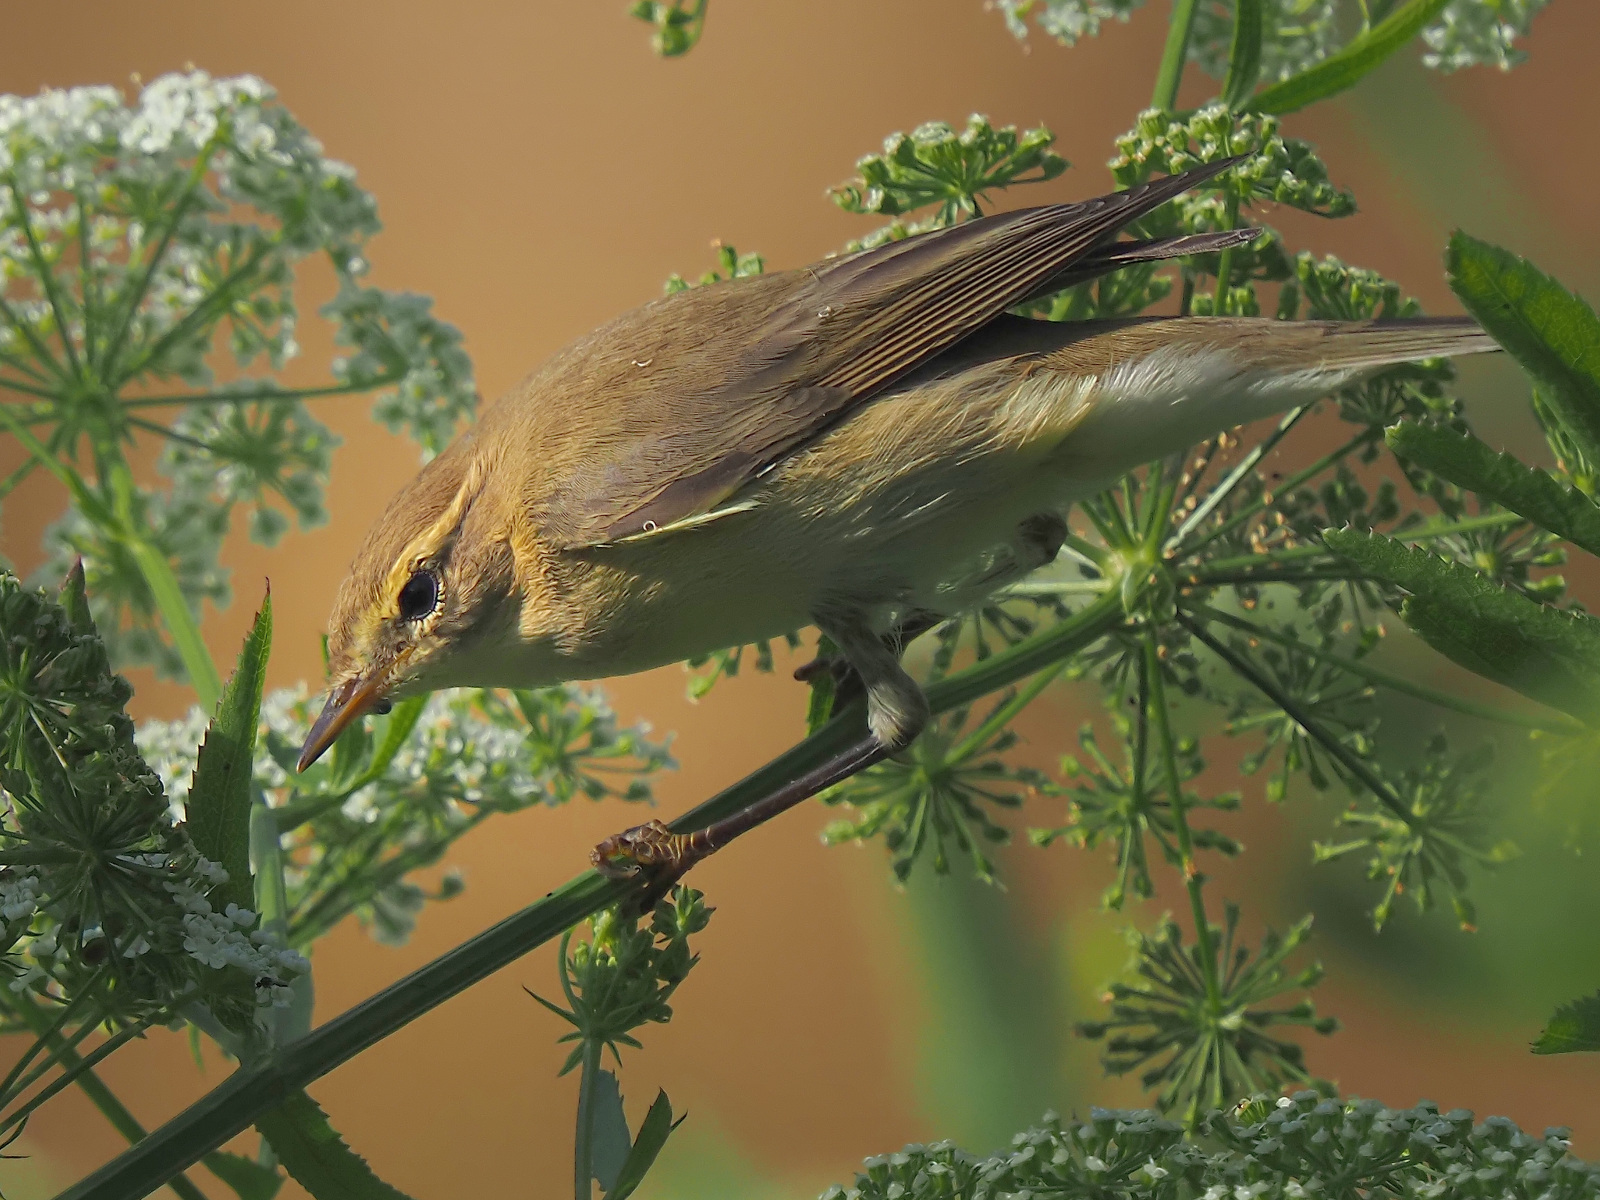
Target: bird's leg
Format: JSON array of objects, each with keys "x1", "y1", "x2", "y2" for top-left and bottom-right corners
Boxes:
[
  {"x1": 792, "y1": 511, "x2": 1067, "y2": 710},
  {"x1": 592, "y1": 609, "x2": 929, "y2": 903},
  {"x1": 793, "y1": 607, "x2": 945, "y2": 714}
]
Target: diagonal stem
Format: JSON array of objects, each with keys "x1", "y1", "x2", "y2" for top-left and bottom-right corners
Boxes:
[
  {"x1": 55, "y1": 591, "x2": 1128, "y2": 1200},
  {"x1": 1195, "y1": 603, "x2": 1580, "y2": 733},
  {"x1": 1178, "y1": 611, "x2": 1412, "y2": 822}
]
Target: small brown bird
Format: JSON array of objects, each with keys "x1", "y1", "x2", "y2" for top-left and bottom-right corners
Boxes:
[{"x1": 298, "y1": 158, "x2": 1495, "y2": 876}]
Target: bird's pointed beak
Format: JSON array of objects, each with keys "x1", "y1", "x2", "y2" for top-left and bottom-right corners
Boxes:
[{"x1": 298, "y1": 673, "x2": 385, "y2": 772}]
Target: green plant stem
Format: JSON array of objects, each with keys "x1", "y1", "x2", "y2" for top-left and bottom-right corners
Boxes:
[
  {"x1": 96, "y1": 139, "x2": 221, "y2": 382},
  {"x1": 8, "y1": 1002, "x2": 209, "y2": 1200},
  {"x1": 1179, "y1": 612, "x2": 1413, "y2": 822},
  {"x1": 0, "y1": 1019, "x2": 154, "y2": 1139},
  {"x1": 8, "y1": 176, "x2": 85, "y2": 381},
  {"x1": 1151, "y1": 0, "x2": 1202, "y2": 110},
  {"x1": 1196, "y1": 604, "x2": 1581, "y2": 732},
  {"x1": 56, "y1": 591, "x2": 1127, "y2": 1200},
  {"x1": 121, "y1": 374, "x2": 405, "y2": 409},
  {"x1": 573, "y1": 1039, "x2": 603, "y2": 1200},
  {"x1": 946, "y1": 661, "x2": 1068, "y2": 766},
  {"x1": 0, "y1": 403, "x2": 223, "y2": 708},
  {"x1": 1168, "y1": 408, "x2": 1312, "y2": 548},
  {"x1": 1141, "y1": 638, "x2": 1221, "y2": 1010},
  {"x1": 1180, "y1": 427, "x2": 1380, "y2": 560},
  {"x1": 1213, "y1": 192, "x2": 1241, "y2": 315}
]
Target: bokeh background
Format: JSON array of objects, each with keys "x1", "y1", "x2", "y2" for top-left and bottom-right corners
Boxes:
[{"x1": 4, "y1": 2, "x2": 1600, "y2": 1196}]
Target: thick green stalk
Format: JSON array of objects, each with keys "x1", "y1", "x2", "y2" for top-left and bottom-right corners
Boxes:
[
  {"x1": 1151, "y1": 0, "x2": 1202, "y2": 110},
  {"x1": 572, "y1": 1039, "x2": 603, "y2": 1200},
  {"x1": 57, "y1": 591, "x2": 1127, "y2": 1200}
]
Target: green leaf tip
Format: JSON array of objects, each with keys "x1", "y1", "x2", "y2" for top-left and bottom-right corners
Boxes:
[
  {"x1": 187, "y1": 588, "x2": 273, "y2": 915},
  {"x1": 590, "y1": 1069, "x2": 633, "y2": 1192},
  {"x1": 607, "y1": 1091, "x2": 681, "y2": 1200},
  {"x1": 1448, "y1": 231, "x2": 1600, "y2": 470},
  {"x1": 1533, "y1": 992, "x2": 1600, "y2": 1055}
]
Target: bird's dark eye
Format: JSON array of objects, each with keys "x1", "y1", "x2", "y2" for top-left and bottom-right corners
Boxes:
[{"x1": 396, "y1": 569, "x2": 439, "y2": 622}]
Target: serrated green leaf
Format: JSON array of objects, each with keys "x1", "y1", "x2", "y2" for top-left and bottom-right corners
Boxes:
[
  {"x1": 1324, "y1": 528, "x2": 1600, "y2": 721},
  {"x1": 58, "y1": 560, "x2": 92, "y2": 633},
  {"x1": 203, "y1": 1151, "x2": 283, "y2": 1200},
  {"x1": 1222, "y1": 0, "x2": 1263, "y2": 110},
  {"x1": 591, "y1": 1069, "x2": 633, "y2": 1192},
  {"x1": 607, "y1": 1090, "x2": 682, "y2": 1200},
  {"x1": 1252, "y1": 0, "x2": 1452, "y2": 114},
  {"x1": 1386, "y1": 423, "x2": 1600, "y2": 558},
  {"x1": 255, "y1": 1091, "x2": 418, "y2": 1200},
  {"x1": 1447, "y1": 232, "x2": 1600, "y2": 467},
  {"x1": 1532, "y1": 992, "x2": 1600, "y2": 1054},
  {"x1": 187, "y1": 590, "x2": 271, "y2": 912}
]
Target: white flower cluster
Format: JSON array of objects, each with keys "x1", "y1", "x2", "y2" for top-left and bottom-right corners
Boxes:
[
  {"x1": 1422, "y1": 0, "x2": 1548, "y2": 72},
  {"x1": 165, "y1": 857, "x2": 309, "y2": 1008},
  {"x1": 0, "y1": 870, "x2": 41, "y2": 925},
  {"x1": 134, "y1": 704, "x2": 213, "y2": 822},
  {"x1": 993, "y1": 0, "x2": 1147, "y2": 46}
]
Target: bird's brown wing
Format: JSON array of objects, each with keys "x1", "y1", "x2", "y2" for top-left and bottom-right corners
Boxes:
[{"x1": 544, "y1": 158, "x2": 1243, "y2": 549}]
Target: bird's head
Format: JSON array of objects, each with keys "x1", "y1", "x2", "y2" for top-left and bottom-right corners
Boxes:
[{"x1": 298, "y1": 433, "x2": 518, "y2": 771}]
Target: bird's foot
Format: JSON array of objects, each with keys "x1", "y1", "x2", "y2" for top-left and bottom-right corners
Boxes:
[{"x1": 591, "y1": 819, "x2": 705, "y2": 910}]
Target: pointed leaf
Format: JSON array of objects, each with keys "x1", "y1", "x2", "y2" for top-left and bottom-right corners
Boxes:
[
  {"x1": 1222, "y1": 0, "x2": 1263, "y2": 110},
  {"x1": 58, "y1": 560, "x2": 92, "y2": 634},
  {"x1": 203, "y1": 1151, "x2": 283, "y2": 1200},
  {"x1": 590, "y1": 1069, "x2": 633, "y2": 1192},
  {"x1": 255, "y1": 1090, "x2": 419, "y2": 1200},
  {"x1": 337, "y1": 696, "x2": 427, "y2": 796},
  {"x1": 1533, "y1": 992, "x2": 1600, "y2": 1054},
  {"x1": 1323, "y1": 528, "x2": 1600, "y2": 721},
  {"x1": 606, "y1": 1091, "x2": 681, "y2": 1200},
  {"x1": 1251, "y1": 0, "x2": 1451, "y2": 114},
  {"x1": 187, "y1": 590, "x2": 271, "y2": 912},
  {"x1": 1386, "y1": 423, "x2": 1600, "y2": 558},
  {"x1": 1447, "y1": 233, "x2": 1600, "y2": 464}
]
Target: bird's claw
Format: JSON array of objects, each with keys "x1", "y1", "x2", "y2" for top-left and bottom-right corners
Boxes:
[{"x1": 591, "y1": 820, "x2": 706, "y2": 914}]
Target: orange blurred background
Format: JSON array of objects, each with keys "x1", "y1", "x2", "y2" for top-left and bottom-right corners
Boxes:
[{"x1": 4, "y1": 2, "x2": 1600, "y2": 1196}]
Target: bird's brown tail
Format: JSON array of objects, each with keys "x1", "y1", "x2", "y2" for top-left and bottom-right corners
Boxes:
[{"x1": 1270, "y1": 315, "x2": 1499, "y2": 371}]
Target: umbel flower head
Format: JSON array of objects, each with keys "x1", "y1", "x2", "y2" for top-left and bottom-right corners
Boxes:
[
  {"x1": 0, "y1": 71, "x2": 475, "y2": 676},
  {"x1": 0, "y1": 567, "x2": 304, "y2": 1029}
]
